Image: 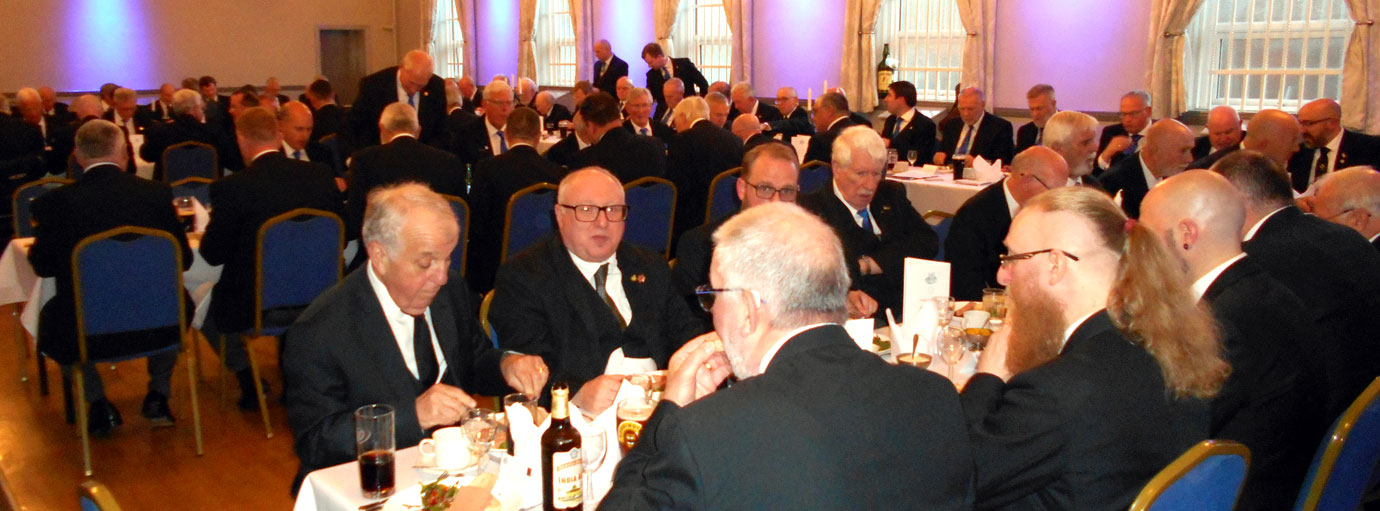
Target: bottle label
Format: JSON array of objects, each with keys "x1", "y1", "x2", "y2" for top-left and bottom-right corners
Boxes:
[{"x1": 550, "y1": 447, "x2": 583, "y2": 509}]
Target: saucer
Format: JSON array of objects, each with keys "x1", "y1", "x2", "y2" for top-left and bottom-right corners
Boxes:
[{"x1": 413, "y1": 452, "x2": 483, "y2": 476}]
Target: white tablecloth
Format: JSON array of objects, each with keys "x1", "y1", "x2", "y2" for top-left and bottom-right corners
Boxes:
[
  {"x1": 537, "y1": 134, "x2": 562, "y2": 155},
  {"x1": 890, "y1": 175, "x2": 991, "y2": 223},
  {"x1": 0, "y1": 238, "x2": 38, "y2": 306},
  {"x1": 296, "y1": 446, "x2": 536, "y2": 511}
]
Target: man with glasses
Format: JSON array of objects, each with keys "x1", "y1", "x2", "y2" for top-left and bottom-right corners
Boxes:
[
  {"x1": 800, "y1": 126, "x2": 936, "y2": 321},
  {"x1": 765, "y1": 86, "x2": 813, "y2": 142},
  {"x1": 667, "y1": 96, "x2": 745, "y2": 242},
  {"x1": 350, "y1": 49, "x2": 448, "y2": 149},
  {"x1": 450, "y1": 79, "x2": 517, "y2": 166},
  {"x1": 490, "y1": 167, "x2": 706, "y2": 414},
  {"x1": 1096, "y1": 90, "x2": 1155, "y2": 174},
  {"x1": 947, "y1": 146, "x2": 1070, "y2": 301},
  {"x1": 1095, "y1": 119, "x2": 1196, "y2": 218},
  {"x1": 1291, "y1": 98, "x2": 1380, "y2": 193},
  {"x1": 932, "y1": 87, "x2": 1014, "y2": 167},
  {"x1": 570, "y1": 92, "x2": 668, "y2": 183},
  {"x1": 622, "y1": 87, "x2": 676, "y2": 144}
]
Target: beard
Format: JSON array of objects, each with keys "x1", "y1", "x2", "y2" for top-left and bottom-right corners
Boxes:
[{"x1": 1005, "y1": 278, "x2": 1068, "y2": 376}]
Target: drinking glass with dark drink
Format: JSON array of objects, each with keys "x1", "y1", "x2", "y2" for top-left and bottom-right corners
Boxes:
[
  {"x1": 173, "y1": 196, "x2": 195, "y2": 232},
  {"x1": 355, "y1": 404, "x2": 396, "y2": 499},
  {"x1": 615, "y1": 397, "x2": 654, "y2": 456}
]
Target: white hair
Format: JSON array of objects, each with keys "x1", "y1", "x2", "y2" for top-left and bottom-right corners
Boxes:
[
  {"x1": 362, "y1": 182, "x2": 457, "y2": 258},
  {"x1": 673, "y1": 96, "x2": 709, "y2": 123},
  {"x1": 831, "y1": 125, "x2": 887, "y2": 170},
  {"x1": 711, "y1": 202, "x2": 849, "y2": 328},
  {"x1": 171, "y1": 89, "x2": 204, "y2": 116},
  {"x1": 1043, "y1": 110, "x2": 1098, "y2": 149}
]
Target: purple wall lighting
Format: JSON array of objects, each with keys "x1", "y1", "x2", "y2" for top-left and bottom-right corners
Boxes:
[
  {"x1": 475, "y1": 0, "x2": 519, "y2": 84},
  {"x1": 63, "y1": 0, "x2": 155, "y2": 91},
  {"x1": 593, "y1": 0, "x2": 655, "y2": 86},
  {"x1": 751, "y1": 0, "x2": 846, "y2": 99}
]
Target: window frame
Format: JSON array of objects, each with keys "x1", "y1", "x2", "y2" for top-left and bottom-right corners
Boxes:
[{"x1": 874, "y1": 0, "x2": 967, "y2": 104}]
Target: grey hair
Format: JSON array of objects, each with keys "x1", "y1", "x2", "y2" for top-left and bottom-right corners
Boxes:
[
  {"x1": 705, "y1": 91, "x2": 729, "y2": 107},
  {"x1": 362, "y1": 182, "x2": 457, "y2": 259},
  {"x1": 483, "y1": 80, "x2": 513, "y2": 101},
  {"x1": 380, "y1": 102, "x2": 421, "y2": 136},
  {"x1": 1043, "y1": 110, "x2": 1098, "y2": 149},
  {"x1": 711, "y1": 202, "x2": 849, "y2": 328},
  {"x1": 1026, "y1": 83, "x2": 1055, "y2": 100},
  {"x1": 832, "y1": 125, "x2": 887, "y2": 170},
  {"x1": 74, "y1": 120, "x2": 126, "y2": 161},
  {"x1": 663, "y1": 78, "x2": 685, "y2": 94},
  {"x1": 673, "y1": 96, "x2": 709, "y2": 123},
  {"x1": 628, "y1": 87, "x2": 652, "y2": 103},
  {"x1": 958, "y1": 87, "x2": 986, "y2": 103},
  {"x1": 113, "y1": 87, "x2": 137, "y2": 104},
  {"x1": 1124, "y1": 89, "x2": 1152, "y2": 107},
  {"x1": 171, "y1": 89, "x2": 204, "y2": 116},
  {"x1": 730, "y1": 81, "x2": 753, "y2": 98}
]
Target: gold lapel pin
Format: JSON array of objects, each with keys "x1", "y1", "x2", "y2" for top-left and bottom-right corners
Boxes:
[{"x1": 630, "y1": 274, "x2": 646, "y2": 283}]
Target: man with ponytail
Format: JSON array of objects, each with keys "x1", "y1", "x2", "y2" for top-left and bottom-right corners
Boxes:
[{"x1": 961, "y1": 186, "x2": 1229, "y2": 511}]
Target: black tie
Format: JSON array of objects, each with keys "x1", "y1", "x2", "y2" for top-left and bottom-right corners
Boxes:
[
  {"x1": 413, "y1": 314, "x2": 438, "y2": 386},
  {"x1": 1314, "y1": 147, "x2": 1331, "y2": 185},
  {"x1": 594, "y1": 264, "x2": 627, "y2": 329}
]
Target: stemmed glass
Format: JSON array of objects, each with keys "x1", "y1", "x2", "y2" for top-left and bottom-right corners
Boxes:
[
  {"x1": 580, "y1": 429, "x2": 608, "y2": 505},
  {"x1": 461, "y1": 409, "x2": 498, "y2": 462},
  {"x1": 937, "y1": 326, "x2": 966, "y2": 381},
  {"x1": 906, "y1": 150, "x2": 920, "y2": 167}
]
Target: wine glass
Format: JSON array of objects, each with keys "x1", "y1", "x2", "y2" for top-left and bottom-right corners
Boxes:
[
  {"x1": 906, "y1": 150, "x2": 919, "y2": 167},
  {"x1": 461, "y1": 409, "x2": 498, "y2": 461},
  {"x1": 580, "y1": 429, "x2": 608, "y2": 505},
  {"x1": 937, "y1": 326, "x2": 966, "y2": 381}
]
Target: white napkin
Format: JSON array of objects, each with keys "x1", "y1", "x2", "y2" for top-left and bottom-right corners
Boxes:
[
  {"x1": 1113, "y1": 189, "x2": 1124, "y2": 207},
  {"x1": 603, "y1": 348, "x2": 656, "y2": 376},
  {"x1": 791, "y1": 135, "x2": 811, "y2": 164},
  {"x1": 970, "y1": 155, "x2": 1004, "y2": 183},
  {"x1": 505, "y1": 399, "x2": 552, "y2": 508},
  {"x1": 191, "y1": 197, "x2": 210, "y2": 234},
  {"x1": 568, "y1": 380, "x2": 644, "y2": 504},
  {"x1": 843, "y1": 318, "x2": 876, "y2": 351},
  {"x1": 885, "y1": 309, "x2": 908, "y2": 363},
  {"x1": 890, "y1": 161, "x2": 910, "y2": 174}
]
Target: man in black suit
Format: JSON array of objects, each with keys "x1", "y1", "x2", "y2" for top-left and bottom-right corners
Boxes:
[
  {"x1": 666, "y1": 96, "x2": 744, "y2": 242},
  {"x1": 614, "y1": 77, "x2": 635, "y2": 116},
  {"x1": 450, "y1": 79, "x2": 516, "y2": 166},
  {"x1": 263, "y1": 77, "x2": 291, "y2": 108},
  {"x1": 198, "y1": 107, "x2": 345, "y2": 410},
  {"x1": 545, "y1": 108, "x2": 596, "y2": 170},
  {"x1": 1215, "y1": 150, "x2": 1380, "y2": 420},
  {"x1": 198, "y1": 76, "x2": 231, "y2": 133},
  {"x1": 654, "y1": 78, "x2": 684, "y2": 126},
  {"x1": 142, "y1": 83, "x2": 177, "y2": 123},
  {"x1": 570, "y1": 92, "x2": 668, "y2": 182},
  {"x1": 964, "y1": 185, "x2": 1225, "y2": 511},
  {"x1": 1095, "y1": 119, "x2": 1196, "y2": 218},
  {"x1": 456, "y1": 76, "x2": 482, "y2": 114},
  {"x1": 1293, "y1": 98, "x2": 1380, "y2": 192},
  {"x1": 933, "y1": 87, "x2": 1014, "y2": 167},
  {"x1": 490, "y1": 168, "x2": 706, "y2": 412},
  {"x1": 1313, "y1": 166, "x2": 1380, "y2": 250},
  {"x1": 799, "y1": 126, "x2": 937, "y2": 321},
  {"x1": 29, "y1": 120, "x2": 190, "y2": 434},
  {"x1": 731, "y1": 114, "x2": 776, "y2": 154},
  {"x1": 283, "y1": 183, "x2": 547, "y2": 489},
  {"x1": 603, "y1": 201, "x2": 975, "y2": 511},
  {"x1": 304, "y1": 79, "x2": 349, "y2": 149},
  {"x1": 38, "y1": 86, "x2": 74, "y2": 125},
  {"x1": 1015, "y1": 84, "x2": 1057, "y2": 153},
  {"x1": 347, "y1": 103, "x2": 465, "y2": 249},
  {"x1": 1096, "y1": 90, "x2": 1155, "y2": 174},
  {"x1": 441, "y1": 78, "x2": 479, "y2": 161},
  {"x1": 766, "y1": 86, "x2": 813, "y2": 142},
  {"x1": 278, "y1": 102, "x2": 330, "y2": 165},
  {"x1": 1141, "y1": 170, "x2": 1322, "y2": 511},
  {"x1": 881, "y1": 81, "x2": 937, "y2": 165},
  {"x1": 803, "y1": 91, "x2": 859, "y2": 164},
  {"x1": 533, "y1": 90, "x2": 573, "y2": 131},
  {"x1": 466, "y1": 108, "x2": 563, "y2": 294},
  {"x1": 592, "y1": 39, "x2": 629, "y2": 96},
  {"x1": 0, "y1": 94, "x2": 47, "y2": 203},
  {"x1": 10, "y1": 88, "x2": 62, "y2": 178},
  {"x1": 101, "y1": 87, "x2": 153, "y2": 167},
  {"x1": 705, "y1": 91, "x2": 732, "y2": 129},
  {"x1": 1192, "y1": 105, "x2": 1244, "y2": 161},
  {"x1": 138, "y1": 89, "x2": 222, "y2": 182},
  {"x1": 1042, "y1": 110, "x2": 1102, "y2": 187},
  {"x1": 42, "y1": 95, "x2": 104, "y2": 179},
  {"x1": 726, "y1": 81, "x2": 783, "y2": 125},
  {"x1": 622, "y1": 87, "x2": 676, "y2": 144},
  {"x1": 948, "y1": 147, "x2": 1070, "y2": 301},
  {"x1": 642, "y1": 42, "x2": 709, "y2": 114},
  {"x1": 350, "y1": 50, "x2": 449, "y2": 149}
]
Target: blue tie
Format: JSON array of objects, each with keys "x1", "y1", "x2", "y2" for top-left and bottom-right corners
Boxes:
[
  {"x1": 892, "y1": 118, "x2": 903, "y2": 138},
  {"x1": 407, "y1": 93, "x2": 416, "y2": 107},
  {"x1": 293, "y1": 150, "x2": 303, "y2": 160},
  {"x1": 859, "y1": 209, "x2": 874, "y2": 233},
  {"x1": 1127, "y1": 134, "x2": 1142, "y2": 154},
  {"x1": 640, "y1": 127, "x2": 649, "y2": 136},
  {"x1": 956, "y1": 125, "x2": 974, "y2": 156},
  {"x1": 496, "y1": 130, "x2": 508, "y2": 154}
]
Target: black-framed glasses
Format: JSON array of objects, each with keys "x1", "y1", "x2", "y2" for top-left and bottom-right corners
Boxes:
[
  {"x1": 741, "y1": 180, "x2": 801, "y2": 201},
  {"x1": 558, "y1": 204, "x2": 630, "y2": 222},
  {"x1": 1020, "y1": 172, "x2": 1051, "y2": 190},
  {"x1": 999, "y1": 248, "x2": 1080, "y2": 267},
  {"x1": 694, "y1": 285, "x2": 752, "y2": 312}
]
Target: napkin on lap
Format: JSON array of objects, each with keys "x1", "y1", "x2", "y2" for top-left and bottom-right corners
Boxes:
[{"x1": 191, "y1": 197, "x2": 211, "y2": 234}]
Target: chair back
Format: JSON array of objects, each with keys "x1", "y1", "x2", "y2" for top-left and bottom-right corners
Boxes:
[
  {"x1": 623, "y1": 177, "x2": 677, "y2": 257},
  {"x1": 1295, "y1": 377, "x2": 1380, "y2": 511},
  {"x1": 79, "y1": 480, "x2": 123, "y2": 511},
  {"x1": 441, "y1": 194, "x2": 470, "y2": 275},
  {"x1": 479, "y1": 289, "x2": 497, "y2": 348},
  {"x1": 1129, "y1": 440, "x2": 1250, "y2": 511},
  {"x1": 799, "y1": 161, "x2": 832, "y2": 193},
  {"x1": 923, "y1": 210, "x2": 956, "y2": 261},
  {"x1": 705, "y1": 167, "x2": 741, "y2": 224},
  {"x1": 255, "y1": 208, "x2": 343, "y2": 335},
  {"x1": 501, "y1": 183, "x2": 558, "y2": 262},
  {"x1": 12, "y1": 177, "x2": 71, "y2": 238},
  {"x1": 170, "y1": 177, "x2": 214, "y2": 208},
  {"x1": 162, "y1": 141, "x2": 219, "y2": 183},
  {"x1": 316, "y1": 134, "x2": 346, "y2": 178},
  {"x1": 72, "y1": 227, "x2": 185, "y2": 364}
]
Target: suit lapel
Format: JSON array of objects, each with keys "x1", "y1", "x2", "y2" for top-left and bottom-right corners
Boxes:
[
  {"x1": 549, "y1": 238, "x2": 607, "y2": 334},
  {"x1": 428, "y1": 284, "x2": 462, "y2": 384},
  {"x1": 617, "y1": 248, "x2": 648, "y2": 328},
  {"x1": 348, "y1": 271, "x2": 423, "y2": 398}
]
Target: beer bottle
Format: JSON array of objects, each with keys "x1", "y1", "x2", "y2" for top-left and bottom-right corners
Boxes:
[{"x1": 542, "y1": 383, "x2": 583, "y2": 510}]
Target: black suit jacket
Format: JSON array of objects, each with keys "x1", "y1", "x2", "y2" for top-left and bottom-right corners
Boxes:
[
  {"x1": 1201, "y1": 257, "x2": 1324, "y2": 511},
  {"x1": 29, "y1": 165, "x2": 192, "y2": 363},
  {"x1": 539, "y1": 103, "x2": 573, "y2": 131},
  {"x1": 0, "y1": 114, "x2": 46, "y2": 205},
  {"x1": 544, "y1": 133, "x2": 585, "y2": 170},
  {"x1": 350, "y1": 66, "x2": 447, "y2": 149},
  {"x1": 309, "y1": 103, "x2": 350, "y2": 150},
  {"x1": 466, "y1": 145, "x2": 564, "y2": 294},
  {"x1": 646, "y1": 58, "x2": 710, "y2": 113},
  {"x1": 603, "y1": 325, "x2": 975, "y2": 511},
  {"x1": 1096, "y1": 122, "x2": 1155, "y2": 173},
  {"x1": 572, "y1": 127, "x2": 668, "y2": 183},
  {"x1": 1015, "y1": 121, "x2": 1041, "y2": 153},
  {"x1": 100, "y1": 109, "x2": 155, "y2": 135},
  {"x1": 1187, "y1": 145, "x2": 1240, "y2": 171},
  {"x1": 345, "y1": 136, "x2": 465, "y2": 241},
  {"x1": 623, "y1": 118, "x2": 677, "y2": 146},
  {"x1": 143, "y1": 100, "x2": 174, "y2": 122},
  {"x1": 766, "y1": 106, "x2": 814, "y2": 142},
  {"x1": 1242, "y1": 206, "x2": 1380, "y2": 419},
  {"x1": 670, "y1": 213, "x2": 729, "y2": 316},
  {"x1": 490, "y1": 235, "x2": 706, "y2": 401},
  {"x1": 1289, "y1": 130, "x2": 1380, "y2": 192},
  {"x1": 139, "y1": 114, "x2": 223, "y2": 182},
  {"x1": 946, "y1": 180, "x2": 1011, "y2": 301},
  {"x1": 937, "y1": 113, "x2": 1015, "y2": 165},
  {"x1": 799, "y1": 181, "x2": 937, "y2": 318},
  {"x1": 726, "y1": 102, "x2": 783, "y2": 125},
  {"x1": 283, "y1": 267, "x2": 511, "y2": 482},
  {"x1": 593, "y1": 55, "x2": 630, "y2": 96},
  {"x1": 1095, "y1": 154, "x2": 1151, "y2": 218},
  {"x1": 199, "y1": 152, "x2": 344, "y2": 333},
  {"x1": 667, "y1": 120, "x2": 743, "y2": 239},
  {"x1": 742, "y1": 133, "x2": 779, "y2": 154},
  {"x1": 883, "y1": 110, "x2": 938, "y2": 166},
  {"x1": 804, "y1": 117, "x2": 859, "y2": 164},
  {"x1": 961, "y1": 311, "x2": 1211, "y2": 511},
  {"x1": 450, "y1": 115, "x2": 506, "y2": 166}
]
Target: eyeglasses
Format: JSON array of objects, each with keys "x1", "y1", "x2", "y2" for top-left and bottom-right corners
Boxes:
[
  {"x1": 998, "y1": 248, "x2": 1081, "y2": 267},
  {"x1": 1299, "y1": 117, "x2": 1338, "y2": 128},
  {"x1": 485, "y1": 99, "x2": 514, "y2": 107},
  {"x1": 1020, "y1": 172, "x2": 1051, "y2": 190},
  {"x1": 694, "y1": 285, "x2": 753, "y2": 312},
  {"x1": 741, "y1": 180, "x2": 801, "y2": 201},
  {"x1": 558, "y1": 204, "x2": 630, "y2": 222}
]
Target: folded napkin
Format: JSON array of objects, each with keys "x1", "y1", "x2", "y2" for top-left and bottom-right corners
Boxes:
[
  {"x1": 843, "y1": 318, "x2": 876, "y2": 351},
  {"x1": 791, "y1": 135, "x2": 811, "y2": 164},
  {"x1": 970, "y1": 155, "x2": 1004, "y2": 183},
  {"x1": 568, "y1": 379, "x2": 646, "y2": 504},
  {"x1": 504, "y1": 399, "x2": 551, "y2": 508},
  {"x1": 191, "y1": 197, "x2": 210, "y2": 234},
  {"x1": 603, "y1": 347, "x2": 655, "y2": 376}
]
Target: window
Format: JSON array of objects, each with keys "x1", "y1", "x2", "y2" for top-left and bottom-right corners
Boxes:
[
  {"x1": 1185, "y1": 0, "x2": 1352, "y2": 112},
  {"x1": 874, "y1": 0, "x2": 966, "y2": 103},
  {"x1": 535, "y1": 0, "x2": 576, "y2": 86},
  {"x1": 429, "y1": 0, "x2": 464, "y2": 79},
  {"x1": 671, "y1": 0, "x2": 732, "y2": 85}
]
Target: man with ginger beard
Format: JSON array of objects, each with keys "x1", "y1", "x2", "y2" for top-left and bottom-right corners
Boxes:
[
  {"x1": 961, "y1": 186, "x2": 1226, "y2": 510},
  {"x1": 1139, "y1": 170, "x2": 1321, "y2": 511}
]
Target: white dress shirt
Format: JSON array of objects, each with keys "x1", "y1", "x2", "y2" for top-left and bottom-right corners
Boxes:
[
  {"x1": 365, "y1": 264, "x2": 448, "y2": 383},
  {"x1": 1001, "y1": 179, "x2": 1020, "y2": 219},
  {"x1": 1060, "y1": 310, "x2": 1100, "y2": 352},
  {"x1": 1139, "y1": 154, "x2": 1161, "y2": 191},
  {"x1": 568, "y1": 252, "x2": 633, "y2": 324},
  {"x1": 953, "y1": 113, "x2": 986, "y2": 156},
  {"x1": 282, "y1": 141, "x2": 310, "y2": 162},
  {"x1": 485, "y1": 117, "x2": 506, "y2": 156},
  {"x1": 1243, "y1": 206, "x2": 1290, "y2": 242},
  {"x1": 395, "y1": 72, "x2": 421, "y2": 107},
  {"x1": 759, "y1": 323, "x2": 833, "y2": 374},
  {"x1": 833, "y1": 181, "x2": 881, "y2": 235}
]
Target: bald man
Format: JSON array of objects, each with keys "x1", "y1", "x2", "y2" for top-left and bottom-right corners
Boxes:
[
  {"x1": 1096, "y1": 119, "x2": 1196, "y2": 218},
  {"x1": 1292, "y1": 98, "x2": 1380, "y2": 192},
  {"x1": 1313, "y1": 166, "x2": 1380, "y2": 250},
  {"x1": 733, "y1": 113, "x2": 775, "y2": 154},
  {"x1": 1191, "y1": 105, "x2": 1244, "y2": 161},
  {"x1": 278, "y1": 101, "x2": 325, "y2": 163},
  {"x1": 592, "y1": 39, "x2": 629, "y2": 97},
  {"x1": 947, "y1": 146, "x2": 1070, "y2": 301},
  {"x1": 1140, "y1": 170, "x2": 1322, "y2": 511},
  {"x1": 351, "y1": 49, "x2": 448, "y2": 149},
  {"x1": 145, "y1": 83, "x2": 178, "y2": 122},
  {"x1": 615, "y1": 76, "x2": 635, "y2": 116}
]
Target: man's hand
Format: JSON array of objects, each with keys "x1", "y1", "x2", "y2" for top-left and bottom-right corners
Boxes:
[
  {"x1": 846, "y1": 290, "x2": 878, "y2": 319},
  {"x1": 499, "y1": 353, "x2": 549, "y2": 398},
  {"x1": 933, "y1": 152, "x2": 948, "y2": 166},
  {"x1": 1100, "y1": 135, "x2": 1131, "y2": 162},
  {"x1": 416, "y1": 383, "x2": 478, "y2": 430},
  {"x1": 858, "y1": 256, "x2": 881, "y2": 275},
  {"x1": 571, "y1": 374, "x2": 625, "y2": 417},
  {"x1": 663, "y1": 333, "x2": 732, "y2": 407},
  {"x1": 334, "y1": 177, "x2": 347, "y2": 192}
]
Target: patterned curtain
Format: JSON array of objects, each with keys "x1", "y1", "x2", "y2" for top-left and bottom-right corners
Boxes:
[
  {"x1": 1342, "y1": 0, "x2": 1379, "y2": 132},
  {"x1": 840, "y1": 0, "x2": 883, "y2": 112},
  {"x1": 1147, "y1": 0, "x2": 1207, "y2": 118},
  {"x1": 723, "y1": 0, "x2": 753, "y2": 84},
  {"x1": 569, "y1": 0, "x2": 595, "y2": 85},
  {"x1": 455, "y1": 0, "x2": 478, "y2": 80},
  {"x1": 654, "y1": 0, "x2": 682, "y2": 55},
  {"x1": 518, "y1": 0, "x2": 539, "y2": 79}
]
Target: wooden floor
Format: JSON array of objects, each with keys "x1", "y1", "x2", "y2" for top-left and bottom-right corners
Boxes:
[{"x1": 0, "y1": 304, "x2": 301, "y2": 510}]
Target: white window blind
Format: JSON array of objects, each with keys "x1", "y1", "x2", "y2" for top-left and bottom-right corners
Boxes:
[
  {"x1": 536, "y1": 0, "x2": 576, "y2": 86},
  {"x1": 429, "y1": 0, "x2": 464, "y2": 79},
  {"x1": 671, "y1": 0, "x2": 732, "y2": 85},
  {"x1": 874, "y1": 0, "x2": 966, "y2": 103}
]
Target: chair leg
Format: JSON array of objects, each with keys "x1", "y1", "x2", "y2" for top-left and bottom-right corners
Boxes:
[
  {"x1": 75, "y1": 369, "x2": 92, "y2": 477},
  {"x1": 14, "y1": 310, "x2": 27, "y2": 382},
  {"x1": 218, "y1": 334, "x2": 227, "y2": 407},
  {"x1": 245, "y1": 337, "x2": 273, "y2": 439},
  {"x1": 184, "y1": 339, "x2": 204, "y2": 456},
  {"x1": 61, "y1": 369, "x2": 75, "y2": 424},
  {"x1": 38, "y1": 353, "x2": 49, "y2": 395}
]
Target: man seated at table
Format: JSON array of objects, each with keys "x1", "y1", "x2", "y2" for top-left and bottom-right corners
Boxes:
[
  {"x1": 947, "y1": 146, "x2": 1069, "y2": 301},
  {"x1": 622, "y1": 86, "x2": 675, "y2": 145},
  {"x1": 766, "y1": 86, "x2": 813, "y2": 142},
  {"x1": 602, "y1": 201, "x2": 975, "y2": 510},
  {"x1": 1312, "y1": 166, "x2": 1380, "y2": 250},
  {"x1": 1095, "y1": 119, "x2": 1196, "y2": 218},
  {"x1": 1096, "y1": 90, "x2": 1156, "y2": 174},
  {"x1": 932, "y1": 87, "x2": 1015, "y2": 167},
  {"x1": 880, "y1": 80, "x2": 937, "y2": 164},
  {"x1": 673, "y1": 142, "x2": 800, "y2": 314},
  {"x1": 799, "y1": 126, "x2": 936, "y2": 321},
  {"x1": 544, "y1": 106, "x2": 596, "y2": 170},
  {"x1": 802, "y1": 91, "x2": 860, "y2": 165},
  {"x1": 1042, "y1": 110, "x2": 1101, "y2": 188},
  {"x1": 570, "y1": 92, "x2": 668, "y2": 183},
  {"x1": 283, "y1": 183, "x2": 548, "y2": 490},
  {"x1": 29, "y1": 120, "x2": 192, "y2": 435},
  {"x1": 964, "y1": 186, "x2": 1226, "y2": 510},
  {"x1": 667, "y1": 96, "x2": 744, "y2": 242},
  {"x1": 489, "y1": 167, "x2": 706, "y2": 413},
  {"x1": 139, "y1": 89, "x2": 221, "y2": 182},
  {"x1": 198, "y1": 107, "x2": 344, "y2": 410}
]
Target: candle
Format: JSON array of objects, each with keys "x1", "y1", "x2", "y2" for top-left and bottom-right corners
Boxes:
[
  {"x1": 824, "y1": 80, "x2": 829, "y2": 92},
  {"x1": 807, "y1": 88, "x2": 813, "y2": 111}
]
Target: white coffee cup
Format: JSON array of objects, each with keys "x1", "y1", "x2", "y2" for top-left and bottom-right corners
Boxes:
[
  {"x1": 418, "y1": 426, "x2": 473, "y2": 469},
  {"x1": 962, "y1": 310, "x2": 992, "y2": 330}
]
